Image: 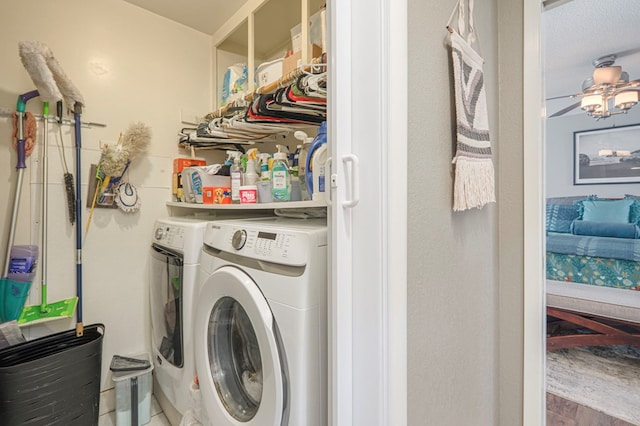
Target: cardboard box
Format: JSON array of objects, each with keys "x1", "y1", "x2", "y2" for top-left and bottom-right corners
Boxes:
[{"x1": 282, "y1": 44, "x2": 323, "y2": 76}]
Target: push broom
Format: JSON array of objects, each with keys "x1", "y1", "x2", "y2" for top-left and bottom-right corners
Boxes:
[{"x1": 16, "y1": 41, "x2": 83, "y2": 329}]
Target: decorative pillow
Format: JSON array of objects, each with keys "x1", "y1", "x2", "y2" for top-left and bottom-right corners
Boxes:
[
  {"x1": 546, "y1": 195, "x2": 596, "y2": 205},
  {"x1": 546, "y1": 203, "x2": 580, "y2": 233},
  {"x1": 577, "y1": 199, "x2": 634, "y2": 223},
  {"x1": 571, "y1": 220, "x2": 640, "y2": 239},
  {"x1": 624, "y1": 195, "x2": 640, "y2": 225}
]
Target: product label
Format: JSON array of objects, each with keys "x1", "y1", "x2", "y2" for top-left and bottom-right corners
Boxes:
[
  {"x1": 272, "y1": 171, "x2": 287, "y2": 189},
  {"x1": 191, "y1": 173, "x2": 202, "y2": 195},
  {"x1": 231, "y1": 171, "x2": 241, "y2": 200},
  {"x1": 240, "y1": 188, "x2": 257, "y2": 204}
]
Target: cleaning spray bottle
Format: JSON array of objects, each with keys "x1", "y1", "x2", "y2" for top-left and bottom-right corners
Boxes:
[
  {"x1": 258, "y1": 153, "x2": 271, "y2": 181},
  {"x1": 294, "y1": 130, "x2": 314, "y2": 201},
  {"x1": 228, "y1": 150, "x2": 243, "y2": 204},
  {"x1": 306, "y1": 121, "x2": 328, "y2": 200},
  {"x1": 244, "y1": 148, "x2": 259, "y2": 186},
  {"x1": 271, "y1": 145, "x2": 291, "y2": 202}
]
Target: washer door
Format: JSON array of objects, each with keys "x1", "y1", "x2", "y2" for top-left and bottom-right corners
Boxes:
[{"x1": 195, "y1": 265, "x2": 287, "y2": 425}]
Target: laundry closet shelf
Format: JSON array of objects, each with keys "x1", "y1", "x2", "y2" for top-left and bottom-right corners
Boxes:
[{"x1": 166, "y1": 199, "x2": 326, "y2": 214}]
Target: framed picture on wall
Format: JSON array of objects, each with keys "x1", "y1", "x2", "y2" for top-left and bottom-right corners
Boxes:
[{"x1": 574, "y1": 124, "x2": 640, "y2": 185}]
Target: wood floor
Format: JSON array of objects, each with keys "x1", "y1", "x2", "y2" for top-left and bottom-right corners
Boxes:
[{"x1": 546, "y1": 392, "x2": 636, "y2": 426}]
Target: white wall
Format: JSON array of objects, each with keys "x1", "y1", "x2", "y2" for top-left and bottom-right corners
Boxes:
[
  {"x1": 0, "y1": 0, "x2": 215, "y2": 389},
  {"x1": 407, "y1": 0, "x2": 500, "y2": 424},
  {"x1": 546, "y1": 110, "x2": 640, "y2": 198}
]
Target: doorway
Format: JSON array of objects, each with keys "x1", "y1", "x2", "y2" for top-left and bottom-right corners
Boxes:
[{"x1": 541, "y1": 0, "x2": 640, "y2": 424}]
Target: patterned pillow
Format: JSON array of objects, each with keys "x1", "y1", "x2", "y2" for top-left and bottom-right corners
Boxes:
[
  {"x1": 624, "y1": 195, "x2": 640, "y2": 225},
  {"x1": 546, "y1": 203, "x2": 580, "y2": 233}
]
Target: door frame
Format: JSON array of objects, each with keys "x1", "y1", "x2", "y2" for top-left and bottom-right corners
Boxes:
[{"x1": 522, "y1": 0, "x2": 546, "y2": 424}]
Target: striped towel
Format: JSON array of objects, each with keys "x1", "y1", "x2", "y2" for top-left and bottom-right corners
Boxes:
[{"x1": 449, "y1": 30, "x2": 495, "y2": 211}]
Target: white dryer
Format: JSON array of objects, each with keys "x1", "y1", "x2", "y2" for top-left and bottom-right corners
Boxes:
[
  {"x1": 149, "y1": 216, "x2": 212, "y2": 420},
  {"x1": 194, "y1": 217, "x2": 327, "y2": 426}
]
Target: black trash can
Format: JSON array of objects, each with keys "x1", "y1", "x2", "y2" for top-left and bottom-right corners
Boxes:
[{"x1": 0, "y1": 323, "x2": 105, "y2": 426}]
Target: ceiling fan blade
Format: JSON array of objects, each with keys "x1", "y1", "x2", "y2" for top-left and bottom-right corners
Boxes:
[
  {"x1": 542, "y1": 0, "x2": 573, "y2": 10},
  {"x1": 546, "y1": 93, "x2": 583, "y2": 101},
  {"x1": 609, "y1": 47, "x2": 640, "y2": 60},
  {"x1": 548, "y1": 101, "x2": 580, "y2": 118}
]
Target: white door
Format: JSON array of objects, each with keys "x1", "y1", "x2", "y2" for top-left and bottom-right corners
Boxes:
[
  {"x1": 329, "y1": 0, "x2": 407, "y2": 425},
  {"x1": 194, "y1": 266, "x2": 287, "y2": 425}
]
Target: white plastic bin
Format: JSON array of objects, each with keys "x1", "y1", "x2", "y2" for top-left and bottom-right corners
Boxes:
[{"x1": 111, "y1": 353, "x2": 154, "y2": 426}]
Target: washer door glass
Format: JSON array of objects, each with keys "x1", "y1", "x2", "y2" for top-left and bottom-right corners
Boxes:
[
  {"x1": 150, "y1": 244, "x2": 183, "y2": 367},
  {"x1": 208, "y1": 296, "x2": 263, "y2": 422}
]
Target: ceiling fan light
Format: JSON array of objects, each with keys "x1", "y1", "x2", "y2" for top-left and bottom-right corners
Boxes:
[
  {"x1": 614, "y1": 91, "x2": 639, "y2": 110},
  {"x1": 594, "y1": 66, "x2": 622, "y2": 85},
  {"x1": 581, "y1": 95, "x2": 602, "y2": 112}
]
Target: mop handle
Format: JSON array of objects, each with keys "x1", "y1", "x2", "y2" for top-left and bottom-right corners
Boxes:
[
  {"x1": 15, "y1": 91, "x2": 39, "y2": 169},
  {"x1": 40, "y1": 102, "x2": 49, "y2": 311},
  {"x1": 74, "y1": 104, "x2": 84, "y2": 336},
  {"x1": 3, "y1": 91, "x2": 39, "y2": 276}
]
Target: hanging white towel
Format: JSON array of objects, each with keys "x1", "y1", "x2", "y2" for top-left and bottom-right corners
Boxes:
[{"x1": 448, "y1": 1, "x2": 495, "y2": 211}]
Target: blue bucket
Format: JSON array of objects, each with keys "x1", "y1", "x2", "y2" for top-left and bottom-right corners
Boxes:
[{"x1": 0, "y1": 278, "x2": 32, "y2": 323}]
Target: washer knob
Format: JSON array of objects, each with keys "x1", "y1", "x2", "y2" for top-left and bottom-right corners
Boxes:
[
  {"x1": 154, "y1": 227, "x2": 164, "y2": 240},
  {"x1": 232, "y1": 229, "x2": 247, "y2": 250}
]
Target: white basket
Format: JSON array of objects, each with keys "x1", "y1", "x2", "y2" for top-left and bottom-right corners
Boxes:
[{"x1": 256, "y1": 58, "x2": 284, "y2": 88}]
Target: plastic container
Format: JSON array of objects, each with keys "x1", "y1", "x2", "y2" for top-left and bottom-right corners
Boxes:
[
  {"x1": 0, "y1": 324, "x2": 105, "y2": 425},
  {"x1": 0, "y1": 245, "x2": 38, "y2": 322},
  {"x1": 181, "y1": 167, "x2": 230, "y2": 204},
  {"x1": 256, "y1": 58, "x2": 284, "y2": 88},
  {"x1": 257, "y1": 181, "x2": 273, "y2": 203},
  {"x1": 239, "y1": 185, "x2": 258, "y2": 204},
  {"x1": 111, "y1": 352, "x2": 153, "y2": 426},
  {"x1": 0, "y1": 278, "x2": 32, "y2": 323}
]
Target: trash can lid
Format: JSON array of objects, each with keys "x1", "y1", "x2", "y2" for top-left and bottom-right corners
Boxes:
[{"x1": 110, "y1": 354, "x2": 151, "y2": 372}]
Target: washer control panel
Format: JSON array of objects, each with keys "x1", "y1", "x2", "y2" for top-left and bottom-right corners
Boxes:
[
  {"x1": 153, "y1": 224, "x2": 185, "y2": 251},
  {"x1": 206, "y1": 223, "x2": 309, "y2": 267}
]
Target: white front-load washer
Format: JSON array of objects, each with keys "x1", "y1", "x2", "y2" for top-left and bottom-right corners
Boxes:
[
  {"x1": 149, "y1": 216, "x2": 213, "y2": 421},
  {"x1": 194, "y1": 217, "x2": 327, "y2": 426}
]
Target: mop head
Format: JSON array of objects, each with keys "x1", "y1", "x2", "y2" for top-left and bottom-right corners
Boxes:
[
  {"x1": 122, "y1": 122, "x2": 151, "y2": 160},
  {"x1": 101, "y1": 122, "x2": 151, "y2": 177},
  {"x1": 18, "y1": 41, "x2": 62, "y2": 103},
  {"x1": 18, "y1": 41, "x2": 84, "y2": 108}
]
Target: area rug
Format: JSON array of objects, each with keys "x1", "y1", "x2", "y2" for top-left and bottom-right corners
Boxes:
[{"x1": 546, "y1": 345, "x2": 640, "y2": 424}]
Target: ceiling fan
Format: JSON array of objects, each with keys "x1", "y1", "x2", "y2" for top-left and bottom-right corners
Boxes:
[{"x1": 548, "y1": 54, "x2": 640, "y2": 119}]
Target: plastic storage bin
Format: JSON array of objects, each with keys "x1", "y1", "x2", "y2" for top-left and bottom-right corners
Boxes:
[
  {"x1": 111, "y1": 353, "x2": 154, "y2": 426},
  {"x1": 0, "y1": 324, "x2": 105, "y2": 426}
]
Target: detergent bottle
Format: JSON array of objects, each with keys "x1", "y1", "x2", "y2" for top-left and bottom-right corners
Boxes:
[
  {"x1": 305, "y1": 121, "x2": 327, "y2": 200},
  {"x1": 294, "y1": 130, "x2": 314, "y2": 201},
  {"x1": 271, "y1": 145, "x2": 291, "y2": 202},
  {"x1": 229, "y1": 151, "x2": 243, "y2": 204}
]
